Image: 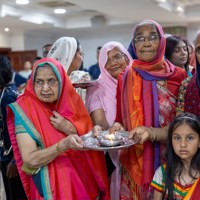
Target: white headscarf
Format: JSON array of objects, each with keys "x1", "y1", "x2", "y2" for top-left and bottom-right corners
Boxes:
[{"x1": 47, "y1": 37, "x2": 77, "y2": 72}]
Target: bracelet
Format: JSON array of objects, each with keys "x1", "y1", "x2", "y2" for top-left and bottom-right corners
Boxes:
[
  {"x1": 150, "y1": 128, "x2": 157, "y2": 142},
  {"x1": 56, "y1": 141, "x2": 60, "y2": 152}
]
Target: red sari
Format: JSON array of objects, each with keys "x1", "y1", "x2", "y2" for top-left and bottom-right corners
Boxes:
[{"x1": 7, "y1": 58, "x2": 110, "y2": 200}]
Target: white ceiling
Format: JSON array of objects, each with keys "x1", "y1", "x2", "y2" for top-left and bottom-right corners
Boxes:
[{"x1": 1, "y1": 0, "x2": 200, "y2": 35}]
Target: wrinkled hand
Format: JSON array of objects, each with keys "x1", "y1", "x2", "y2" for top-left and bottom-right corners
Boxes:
[
  {"x1": 61, "y1": 134, "x2": 84, "y2": 150},
  {"x1": 50, "y1": 111, "x2": 77, "y2": 135},
  {"x1": 129, "y1": 126, "x2": 153, "y2": 144},
  {"x1": 7, "y1": 162, "x2": 19, "y2": 178},
  {"x1": 109, "y1": 122, "x2": 125, "y2": 134},
  {"x1": 92, "y1": 125, "x2": 103, "y2": 136}
]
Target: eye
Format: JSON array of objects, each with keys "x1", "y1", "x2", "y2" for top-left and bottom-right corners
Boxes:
[
  {"x1": 135, "y1": 37, "x2": 145, "y2": 43},
  {"x1": 173, "y1": 135, "x2": 181, "y2": 141},
  {"x1": 48, "y1": 79, "x2": 58, "y2": 86},
  {"x1": 35, "y1": 80, "x2": 44, "y2": 86},
  {"x1": 187, "y1": 136, "x2": 194, "y2": 141}
]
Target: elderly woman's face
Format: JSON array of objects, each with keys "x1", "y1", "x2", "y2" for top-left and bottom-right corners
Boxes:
[
  {"x1": 134, "y1": 24, "x2": 160, "y2": 62},
  {"x1": 105, "y1": 47, "x2": 128, "y2": 79},
  {"x1": 34, "y1": 65, "x2": 59, "y2": 103},
  {"x1": 195, "y1": 35, "x2": 200, "y2": 65}
]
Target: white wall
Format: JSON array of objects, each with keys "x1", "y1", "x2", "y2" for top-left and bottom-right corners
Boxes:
[{"x1": 0, "y1": 23, "x2": 199, "y2": 69}]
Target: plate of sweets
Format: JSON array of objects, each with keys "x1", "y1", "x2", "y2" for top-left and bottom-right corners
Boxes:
[{"x1": 81, "y1": 130, "x2": 138, "y2": 151}]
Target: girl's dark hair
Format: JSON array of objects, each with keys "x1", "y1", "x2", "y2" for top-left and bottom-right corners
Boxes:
[
  {"x1": 165, "y1": 35, "x2": 189, "y2": 73},
  {"x1": 0, "y1": 55, "x2": 13, "y2": 87},
  {"x1": 165, "y1": 112, "x2": 200, "y2": 199}
]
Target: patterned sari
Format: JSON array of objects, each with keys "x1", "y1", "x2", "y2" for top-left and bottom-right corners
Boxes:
[
  {"x1": 7, "y1": 58, "x2": 110, "y2": 200},
  {"x1": 116, "y1": 20, "x2": 188, "y2": 200}
]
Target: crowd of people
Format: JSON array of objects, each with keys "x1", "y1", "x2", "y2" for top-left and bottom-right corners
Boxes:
[{"x1": 0, "y1": 18, "x2": 200, "y2": 200}]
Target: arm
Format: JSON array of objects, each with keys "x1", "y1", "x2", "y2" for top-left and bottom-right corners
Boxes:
[
  {"x1": 50, "y1": 111, "x2": 77, "y2": 135},
  {"x1": 90, "y1": 108, "x2": 110, "y2": 130},
  {"x1": 16, "y1": 133, "x2": 83, "y2": 168},
  {"x1": 129, "y1": 126, "x2": 169, "y2": 144},
  {"x1": 153, "y1": 190, "x2": 163, "y2": 200}
]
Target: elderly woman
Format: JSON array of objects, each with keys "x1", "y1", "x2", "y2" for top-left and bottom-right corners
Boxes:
[
  {"x1": 110, "y1": 20, "x2": 188, "y2": 199},
  {"x1": 7, "y1": 58, "x2": 110, "y2": 200},
  {"x1": 47, "y1": 37, "x2": 90, "y2": 102},
  {"x1": 86, "y1": 41, "x2": 133, "y2": 200}
]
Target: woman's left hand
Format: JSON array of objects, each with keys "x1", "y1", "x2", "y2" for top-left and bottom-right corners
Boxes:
[{"x1": 50, "y1": 111, "x2": 77, "y2": 135}]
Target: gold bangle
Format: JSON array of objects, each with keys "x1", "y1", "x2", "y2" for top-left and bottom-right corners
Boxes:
[
  {"x1": 150, "y1": 128, "x2": 157, "y2": 142},
  {"x1": 56, "y1": 141, "x2": 60, "y2": 152}
]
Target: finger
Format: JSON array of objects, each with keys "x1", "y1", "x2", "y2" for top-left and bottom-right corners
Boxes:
[
  {"x1": 52, "y1": 111, "x2": 62, "y2": 118},
  {"x1": 129, "y1": 130, "x2": 136, "y2": 138}
]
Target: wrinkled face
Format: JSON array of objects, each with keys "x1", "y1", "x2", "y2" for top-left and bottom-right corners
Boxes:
[
  {"x1": 170, "y1": 41, "x2": 188, "y2": 68},
  {"x1": 195, "y1": 35, "x2": 200, "y2": 65},
  {"x1": 34, "y1": 65, "x2": 59, "y2": 103},
  {"x1": 68, "y1": 47, "x2": 83, "y2": 75},
  {"x1": 172, "y1": 123, "x2": 200, "y2": 164},
  {"x1": 105, "y1": 47, "x2": 129, "y2": 79},
  {"x1": 134, "y1": 24, "x2": 160, "y2": 62}
]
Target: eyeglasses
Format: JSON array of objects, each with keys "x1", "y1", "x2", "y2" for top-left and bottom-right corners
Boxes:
[
  {"x1": 34, "y1": 78, "x2": 58, "y2": 88},
  {"x1": 106, "y1": 53, "x2": 125, "y2": 65},
  {"x1": 134, "y1": 34, "x2": 160, "y2": 44}
]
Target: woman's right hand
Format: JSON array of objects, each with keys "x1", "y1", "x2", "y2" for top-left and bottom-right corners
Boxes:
[
  {"x1": 129, "y1": 126, "x2": 154, "y2": 144},
  {"x1": 109, "y1": 122, "x2": 125, "y2": 133},
  {"x1": 59, "y1": 135, "x2": 84, "y2": 151}
]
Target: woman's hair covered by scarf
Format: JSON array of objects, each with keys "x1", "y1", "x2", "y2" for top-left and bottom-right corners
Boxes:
[{"x1": 47, "y1": 37, "x2": 78, "y2": 73}]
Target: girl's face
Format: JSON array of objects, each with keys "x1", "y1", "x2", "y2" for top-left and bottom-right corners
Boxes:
[
  {"x1": 105, "y1": 47, "x2": 128, "y2": 79},
  {"x1": 134, "y1": 24, "x2": 160, "y2": 62},
  {"x1": 172, "y1": 123, "x2": 200, "y2": 164},
  {"x1": 170, "y1": 41, "x2": 188, "y2": 68}
]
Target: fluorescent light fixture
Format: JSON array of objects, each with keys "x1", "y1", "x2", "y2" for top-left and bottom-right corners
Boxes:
[
  {"x1": 154, "y1": 0, "x2": 166, "y2": 2},
  {"x1": 54, "y1": 9, "x2": 66, "y2": 14},
  {"x1": 16, "y1": 0, "x2": 29, "y2": 5},
  {"x1": 4, "y1": 28, "x2": 9, "y2": 32}
]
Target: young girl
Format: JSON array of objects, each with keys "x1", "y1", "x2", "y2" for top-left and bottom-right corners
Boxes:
[{"x1": 151, "y1": 112, "x2": 200, "y2": 200}]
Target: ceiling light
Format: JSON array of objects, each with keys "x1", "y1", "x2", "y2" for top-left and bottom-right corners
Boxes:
[
  {"x1": 4, "y1": 28, "x2": 9, "y2": 32},
  {"x1": 176, "y1": 6, "x2": 184, "y2": 13},
  {"x1": 16, "y1": 0, "x2": 29, "y2": 5},
  {"x1": 54, "y1": 9, "x2": 66, "y2": 14}
]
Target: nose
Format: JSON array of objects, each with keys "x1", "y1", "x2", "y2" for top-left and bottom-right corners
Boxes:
[
  {"x1": 180, "y1": 139, "x2": 187, "y2": 147},
  {"x1": 42, "y1": 82, "x2": 50, "y2": 90},
  {"x1": 143, "y1": 37, "x2": 151, "y2": 46}
]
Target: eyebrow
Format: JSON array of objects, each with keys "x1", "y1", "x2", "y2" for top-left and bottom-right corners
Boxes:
[{"x1": 135, "y1": 31, "x2": 158, "y2": 37}]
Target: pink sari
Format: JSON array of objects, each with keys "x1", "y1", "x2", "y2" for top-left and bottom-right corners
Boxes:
[{"x1": 7, "y1": 58, "x2": 110, "y2": 200}]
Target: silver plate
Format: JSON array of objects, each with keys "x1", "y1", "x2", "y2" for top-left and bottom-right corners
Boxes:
[
  {"x1": 72, "y1": 80, "x2": 96, "y2": 88},
  {"x1": 81, "y1": 130, "x2": 137, "y2": 151}
]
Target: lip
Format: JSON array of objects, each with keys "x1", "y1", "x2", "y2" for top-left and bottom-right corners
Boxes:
[{"x1": 179, "y1": 150, "x2": 188, "y2": 154}]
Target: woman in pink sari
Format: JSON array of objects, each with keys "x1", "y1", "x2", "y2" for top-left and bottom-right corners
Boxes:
[
  {"x1": 86, "y1": 41, "x2": 133, "y2": 200},
  {"x1": 7, "y1": 58, "x2": 110, "y2": 200}
]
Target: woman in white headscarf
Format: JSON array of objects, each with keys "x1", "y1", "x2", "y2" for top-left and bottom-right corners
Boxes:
[{"x1": 47, "y1": 37, "x2": 90, "y2": 102}]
